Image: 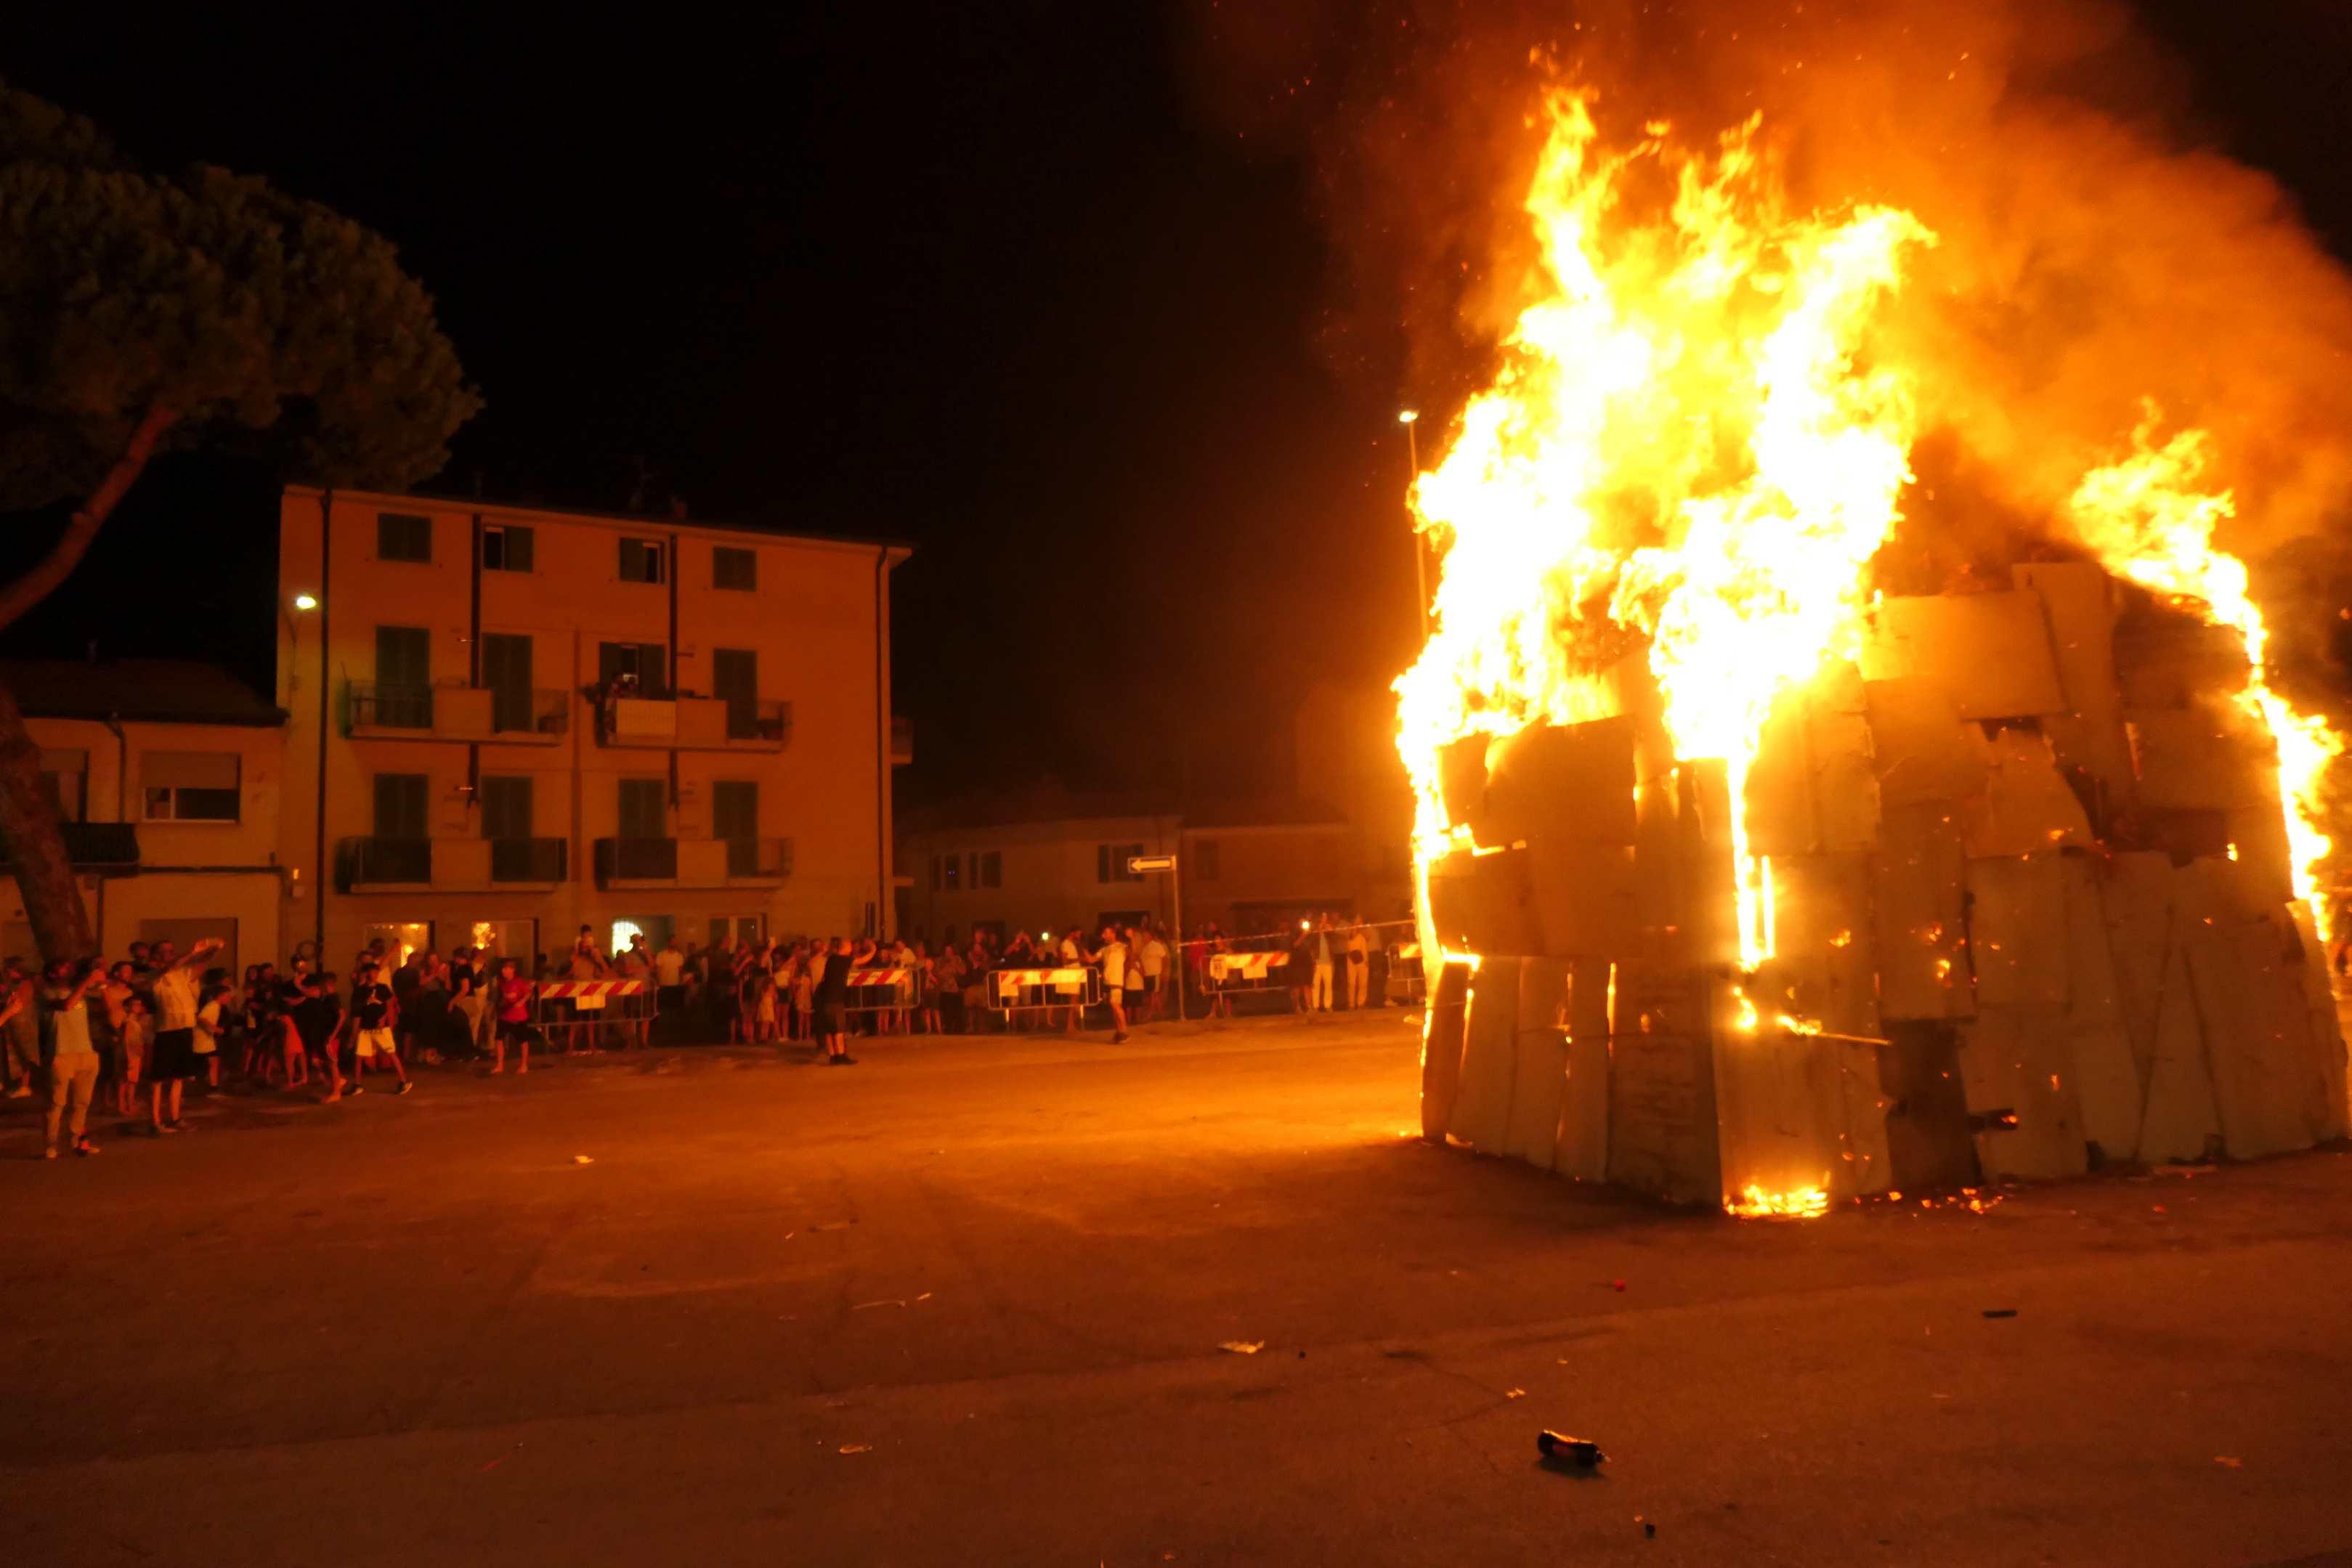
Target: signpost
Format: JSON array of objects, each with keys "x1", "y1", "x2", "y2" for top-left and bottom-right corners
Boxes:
[{"x1": 1127, "y1": 853, "x2": 1183, "y2": 1022}]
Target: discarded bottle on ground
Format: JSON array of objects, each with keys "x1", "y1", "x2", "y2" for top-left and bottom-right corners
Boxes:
[{"x1": 1537, "y1": 1431, "x2": 1606, "y2": 1466}]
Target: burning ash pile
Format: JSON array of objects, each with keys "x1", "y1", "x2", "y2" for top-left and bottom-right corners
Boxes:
[{"x1": 1326, "y1": 7, "x2": 2352, "y2": 1210}]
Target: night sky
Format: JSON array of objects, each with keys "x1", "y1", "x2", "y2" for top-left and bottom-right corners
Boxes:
[{"x1": 5, "y1": 2, "x2": 2348, "y2": 807}]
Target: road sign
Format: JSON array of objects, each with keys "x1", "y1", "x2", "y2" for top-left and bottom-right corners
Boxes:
[{"x1": 1127, "y1": 855, "x2": 1176, "y2": 873}]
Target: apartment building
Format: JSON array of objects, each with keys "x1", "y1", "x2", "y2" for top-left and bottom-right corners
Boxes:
[
  {"x1": 897, "y1": 792, "x2": 1372, "y2": 944},
  {"x1": 275, "y1": 487, "x2": 909, "y2": 967},
  {"x1": 0, "y1": 659, "x2": 285, "y2": 972}
]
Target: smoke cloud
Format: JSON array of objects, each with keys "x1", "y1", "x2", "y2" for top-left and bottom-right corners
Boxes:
[{"x1": 1182, "y1": 0, "x2": 2352, "y2": 601}]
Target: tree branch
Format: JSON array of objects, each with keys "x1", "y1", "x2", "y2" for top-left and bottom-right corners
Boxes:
[{"x1": 0, "y1": 402, "x2": 179, "y2": 634}]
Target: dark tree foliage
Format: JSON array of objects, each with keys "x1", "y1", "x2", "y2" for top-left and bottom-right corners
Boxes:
[{"x1": 0, "y1": 80, "x2": 479, "y2": 959}]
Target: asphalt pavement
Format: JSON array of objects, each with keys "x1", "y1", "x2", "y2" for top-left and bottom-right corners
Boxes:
[{"x1": 2, "y1": 1009, "x2": 2348, "y2": 1567}]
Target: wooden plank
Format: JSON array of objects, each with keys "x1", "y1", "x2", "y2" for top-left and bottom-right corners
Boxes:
[
  {"x1": 1832, "y1": 1039, "x2": 1894, "y2": 1198},
  {"x1": 1418, "y1": 959, "x2": 1471, "y2": 1142},
  {"x1": 1863, "y1": 678, "x2": 1988, "y2": 807},
  {"x1": 1554, "y1": 958, "x2": 1612, "y2": 1182},
  {"x1": 1502, "y1": 959, "x2": 1571, "y2": 1169},
  {"x1": 2287, "y1": 902, "x2": 2349, "y2": 1142},
  {"x1": 1961, "y1": 728, "x2": 2095, "y2": 858},
  {"x1": 2013, "y1": 561, "x2": 2133, "y2": 801},
  {"x1": 1477, "y1": 717, "x2": 1637, "y2": 848},
  {"x1": 1606, "y1": 964, "x2": 1719, "y2": 1205},
  {"x1": 2137, "y1": 943, "x2": 2221, "y2": 1163},
  {"x1": 2187, "y1": 917, "x2": 2318, "y2": 1158},
  {"x1": 1425, "y1": 846, "x2": 1544, "y2": 959},
  {"x1": 1862, "y1": 589, "x2": 2066, "y2": 718},
  {"x1": 1447, "y1": 957, "x2": 1523, "y2": 1152},
  {"x1": 1957, "y1": 1004, "x2": 2088, "y2": 1179},
  {"x1": 1768, "y1": 852, "x2": 1881, "y2": 1044},
  {"x1": 1714, "y1": 980, "x2": 1841, "y2": 1207},
  {"x1": 1873, "y1": 802, "x2": 1971, "y2": 1020},
  {"x1": 1966, "y1": 853, "x2": 2068, "y2": 1008},
  {"x1": 2100, "y1": 851, "x2": 2175, "y2": 1094},
  {"x1": 2125, "y1": 706, "x2": 2277, "y2": 812},
  {"x1": 1523, "y1": 840, "x2": 1638, "y2": 962},
  {"x1": 2059, "y1": 857, "x2": 2141, "y2": 1164}
]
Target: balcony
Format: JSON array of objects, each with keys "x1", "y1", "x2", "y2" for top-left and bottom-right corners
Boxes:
[
  {"x1": 594, "y1": 837, "x2": 794, "y2": 889},
  {"x1": 346, "y1": 683, "x2": 568, "y2": 744},
  {"x1": 891, "y1": 715, "x2": 913, "y2": 765},
  {"x1": 337, "y1": 836, "x2": 567, "y2": 892},
  {"x1": 0, "y1": 822, "x2": 140, "y2": 874},
  {"x1": 596, "y1": 695, "x2": 791, "y2": 752}
]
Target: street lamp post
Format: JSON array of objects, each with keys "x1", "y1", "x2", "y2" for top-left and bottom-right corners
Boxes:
[{"x1": 1398, "y1": 410, "x2": 1427, "y2": 638}]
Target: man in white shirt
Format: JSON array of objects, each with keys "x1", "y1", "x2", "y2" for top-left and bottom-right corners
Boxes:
[
  {"x1": 1311, "y1": 918, "x2": 1335, "y2": 1012},
  {"x1": 652, "y1": 935, "x2": 688, "y2": 1041},
  {"x1": 1140, "y1": 929, "x2": 1169, "y2": 1021},
  {"x1": 145, "y1": 938, "x2": 220, "y2": 1134},
  {"x1": 1095, "y1": 925, "x2": 1132, "y2": 1044}
]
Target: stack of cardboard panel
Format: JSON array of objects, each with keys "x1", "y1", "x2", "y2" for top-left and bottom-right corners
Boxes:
[{"x1": 1417, "y1": 560, "x2": 2348, "y2": 1204}]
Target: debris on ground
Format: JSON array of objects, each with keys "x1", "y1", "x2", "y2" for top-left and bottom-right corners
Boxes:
[
  {"x1": 572, "y1": 1155, "x2": 594, "y2": 1166},
  {"x1": 1537, "y1": 1431, "x2": 1607, "y2": 1467},
  {"x1": 1982, "y1": 1308, "x2": 2018, "y2": 1319},
  {"x1": 853, "y1": 1299, "x2": 907, "y2": 1311},
  {"x1": 2214, "y1": 1456, "x2": 2242, "y2": 1469},
  {"x1": 1505, "y1": 1388, "x2": 1526, "y2": 1400},
  {"x1": 1218, "y1": 1341, "x2": 1265, "y2": 1355},
  {"x1": 838, "y1": 1444, "x2": 872, "y2": 1455}
]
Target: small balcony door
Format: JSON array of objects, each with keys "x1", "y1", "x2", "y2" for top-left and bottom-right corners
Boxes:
[
  {"x1": 619, "y1": 778, "x2": 667, "y2": 841},
  {"x1": 713, "y1": 648, "x2": 758, "y2": 738},
  {"x1": 482, "y1": 633, "x2": 535, "y2": 734},
  {"x1": 370, "y1": 773, "x2": 431, "y2": 882},
  {"x1": 375, "y1": 625, "x2": 432, "y2": 728},
  {"x1": 713, "y1": 779, "x2": 758, "y2": 875}
]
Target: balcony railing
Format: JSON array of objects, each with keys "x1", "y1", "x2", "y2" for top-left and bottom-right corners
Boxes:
[
  {"x1": 725, "y1": 697, "x2": 792, "y2": 745},
  {"x1": 491, "y1": 688, "x2": 571, "y2": 740},
  {"x1": 490, "y1": 837, "x2": 568, "y2": 884},
  {"x1": 338, "y1": 835, "x2": 432, "y2": 888},
  {"x1": 346, "y1": 683, "x2": 569, "y2": 744},
  {"x1": 595, "y1": 837, "x2": 678, "y2": 885},
  {"x1": 594, "y1": 837, "x2": 793, "y2": 887},
  {"x1": 597, "y1": 695, "x2": 790, "y2": 750},
  {"x1": 347, "y1": 682, "x2": 434, "y2": 731},
  {"x1": 725, "y1": 836, "x2": 794, "y2": 880},
  {"x1": 0, "y1": 822, "x2": 140, "y2": 874}
]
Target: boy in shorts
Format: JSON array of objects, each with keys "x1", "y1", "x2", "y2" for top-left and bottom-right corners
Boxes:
[{"x1": 348, "y1": 961, "x2": 413, "y2": 1094}]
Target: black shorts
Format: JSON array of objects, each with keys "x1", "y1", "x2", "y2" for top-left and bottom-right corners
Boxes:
[
  {"x1": 150, "y1": 1028, "x2": 198, "y2": 1082},
  {"x1": 497, "y1": 1019, "x2": 538, "y2": 1047},
  {"x1": 1140, "y1": 975, "x2": 1159, "y2": 995},
  {"x1": 820, "y1": 1001, "x2": 847, "y2": 1035}
]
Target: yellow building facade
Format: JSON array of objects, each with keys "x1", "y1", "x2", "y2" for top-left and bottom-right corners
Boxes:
[
  {"x1": 0, "y1": 659, "x2": 286, "y2": 974},
  {"x1": 275, "y1": 488, "x2": 909, "y2": 968}
]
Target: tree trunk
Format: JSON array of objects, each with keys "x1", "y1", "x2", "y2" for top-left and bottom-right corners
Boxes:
[
  {"x1": 0, "y1": 678, "x2": 92, "y2": 961},
  {"x1": 0, "y1": 402, "x2": 177, "y2": 964}
]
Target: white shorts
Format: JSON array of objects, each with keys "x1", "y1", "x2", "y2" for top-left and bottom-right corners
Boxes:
[{"x1": 355, "y1": 1028, "x2": 397, "y2": 1060}]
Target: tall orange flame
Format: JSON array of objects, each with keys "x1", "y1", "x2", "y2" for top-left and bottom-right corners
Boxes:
[{"x1": 1396, "y1": 89, "x2": 1934, "y2": 968}]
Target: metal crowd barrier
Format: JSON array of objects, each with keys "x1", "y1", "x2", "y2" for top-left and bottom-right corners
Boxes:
[
  {"x1": 988, "y1": 966, "x2": 1101, "y2": 1026},
  {"x1": 533, "y1": 979, "x2": 654, "y2": 1048}
]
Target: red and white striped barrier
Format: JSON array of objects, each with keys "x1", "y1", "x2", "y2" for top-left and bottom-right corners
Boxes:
[
  {"x1": 846, "y1": 967, "x2": 914, "y2": 987},
  {"x1": 1208, "y1": 951, "x2": 1290, "y2": 982},
  {"x1": 538, "y1": 980, "x2": 649, "y2": 999},
  {"x1": 990, "y1": 967, "x2": 1092, "y2": 1003}
]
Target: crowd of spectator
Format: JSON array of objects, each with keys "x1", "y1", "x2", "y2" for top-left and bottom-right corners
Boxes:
[{"x1": 0, "y1": 913, "x2": 1411, "y2": 1161}]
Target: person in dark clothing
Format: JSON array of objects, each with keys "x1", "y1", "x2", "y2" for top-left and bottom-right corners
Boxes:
[
  {"x1": 291, "y1": 972, "x2": 350, "y2": 1101},
  {"x1": 814, "y1": 937, "x2": 856, "y2": 1065}
]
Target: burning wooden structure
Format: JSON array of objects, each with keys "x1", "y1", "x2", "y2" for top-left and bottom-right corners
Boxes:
[
  {"x1": 1414, "y1": 561, "x2": 2349, "y2": 1209},
  {"x1": 1392, "y1": 89, "x2": 2351, "y2": 1211}
]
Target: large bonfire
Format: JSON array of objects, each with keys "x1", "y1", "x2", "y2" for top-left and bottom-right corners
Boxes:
[{"x1": 1397, "y1": 85, "x2": 2341, "y2": 972}]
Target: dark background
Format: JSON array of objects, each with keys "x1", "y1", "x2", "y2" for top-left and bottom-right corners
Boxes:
[{"x1": 4, "y1": 2, "x2": 2346, "y2": 806}]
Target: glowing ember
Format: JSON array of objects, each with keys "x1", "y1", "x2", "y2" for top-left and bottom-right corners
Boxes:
[{"x1": 1724, "y1": 1184, "x2": 1830, "y2": 1220}]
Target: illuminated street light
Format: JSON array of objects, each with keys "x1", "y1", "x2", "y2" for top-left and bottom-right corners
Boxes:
[
  {"x1": 1397, "y1": 410, "x2": 1419, "y2": 424},
  {"x1": 291, "y1": 593, "x2": 319, "y2": 612}
]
